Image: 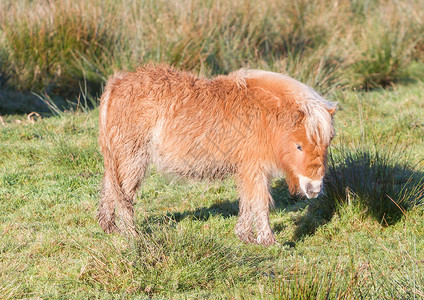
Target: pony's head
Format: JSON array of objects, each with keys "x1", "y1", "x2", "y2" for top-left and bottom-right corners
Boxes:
[
  {"x1": 233, "y1": 69, "x2": 337, "y2": 199},
  {"x1": 280, "y1": 92, "x2": 336, "y2": 199},
  {"x1": 281, "y1": 107, "x2": 336, "y2": 199}
]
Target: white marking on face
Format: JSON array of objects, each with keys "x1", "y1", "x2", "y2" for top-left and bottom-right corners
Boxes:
[{"x1": 298, "y1": 175, "x2": 323, "y2": 199}]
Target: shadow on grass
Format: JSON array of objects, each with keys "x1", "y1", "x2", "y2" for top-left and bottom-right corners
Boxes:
[
  {"x1": 291, "y1": 147, "x2": 424, "y2": 242},
  {"x1": 137, "y1": 147, "x2": 423, "y2": 244},
  {"x1": 145, "y1": 199, "x2": 240, "y2": 227},
  {"x1": 0, "y1": 86, "x2": 98, "y2": 116},
  {"x1": 0, "y1": 89, "x2": 51, "y2": 115},
  {"x1": 141, "y1": 176, "x2": 299, "y2": 225}
]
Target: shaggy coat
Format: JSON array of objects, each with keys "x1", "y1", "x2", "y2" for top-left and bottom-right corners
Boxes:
[{"x1": 98, "y1": 65, "x2": 336, "y2": 246}]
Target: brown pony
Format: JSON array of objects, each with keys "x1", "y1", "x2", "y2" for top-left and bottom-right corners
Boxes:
[{"x1": 98, "y1": 65, "x2": 337, "y2": 246}]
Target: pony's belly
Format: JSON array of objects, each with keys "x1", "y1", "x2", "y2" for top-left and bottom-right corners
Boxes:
[
  {"x1": 149, "y1": 118, "x2": 237, "y2": 179},
  {"x1": 151, "y1": 144, "x2": 236, "y2": 180}
]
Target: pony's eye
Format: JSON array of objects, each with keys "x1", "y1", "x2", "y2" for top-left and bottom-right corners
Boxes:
[{"x1": 296, "y1": 145, "x2": 303, "y2": 151}]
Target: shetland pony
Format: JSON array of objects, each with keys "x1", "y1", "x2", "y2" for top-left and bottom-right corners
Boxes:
[{"x1": 98, "y1": 65, "x2": 337, "y2": 246}]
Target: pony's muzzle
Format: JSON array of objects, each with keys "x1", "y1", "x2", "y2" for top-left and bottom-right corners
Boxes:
[{"x1": 298, "y1": 175, "x2": 323, "y2": 199}]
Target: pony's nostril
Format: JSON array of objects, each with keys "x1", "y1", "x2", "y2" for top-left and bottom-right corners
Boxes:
[
  {"x1": 298, "y1": 175, "x2": 323, "y2": 199},
  {"x1": 306, "y1": 182, "x2": 313, "y2": 193},
  {"x1": 307, "y1": 183, "x2": 319, "y2": 192},
  {"x1": 306, "y1": 181, "x2": 322, "y2": 198}
]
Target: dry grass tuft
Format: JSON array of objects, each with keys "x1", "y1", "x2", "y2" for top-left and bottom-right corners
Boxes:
[{"x1": 0, "y1": 0, "x2": 423, "y2": 100}]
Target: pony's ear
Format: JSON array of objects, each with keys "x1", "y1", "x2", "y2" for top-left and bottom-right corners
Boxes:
[
  {"x1": 326, "y1": 106, "x2": 337, "y2": 116},
  {"x1": 292, "y1": 110, "x2": 305, "y2": 125}
]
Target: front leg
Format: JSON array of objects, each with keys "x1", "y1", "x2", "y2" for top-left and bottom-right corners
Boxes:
[
  {"x1": 254, "y1": 206, "x2": 276, "y2": 246},
  {"x1": 235, "y1": 198, "x2": 256, "y2": 244},
  {"x1": 236, "y1": 172, "x2": 276, "y2": 246}
]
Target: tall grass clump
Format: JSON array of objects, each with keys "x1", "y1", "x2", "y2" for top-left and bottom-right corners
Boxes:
[
  {"x1": 347, "y1": 6, "x2": 420, "y2": 89},
  {"x1": 268, "y1": 252, "x2": 424, "y2": 299},
  {"x1": 324, "y1": 141, "x2": 424, "y2": 225},
  {"x1": 0, "y1": 0, "x2": 423, "y2": 103},
  {"x1": 270, "y1": 261, "x2": 365, "y2": 299},
  {"x1": 0, "y1": 0, "x2": 124, "y2": 95},
  {"x1": 125, "y1": 0, "x2": 349, "y2": 93}
]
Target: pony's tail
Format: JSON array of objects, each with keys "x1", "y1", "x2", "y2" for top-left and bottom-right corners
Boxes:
[{"x1": 98, "y1": 73, "x2": 129, "y2": 232}]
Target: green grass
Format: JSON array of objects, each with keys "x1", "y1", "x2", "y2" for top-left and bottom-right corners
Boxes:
[
  {"x1": 1, "y1": 0, "x2": 424, "y2": 298},
  {"x1": 1, "y1": 80, "x2": 423, "y2": 298}
]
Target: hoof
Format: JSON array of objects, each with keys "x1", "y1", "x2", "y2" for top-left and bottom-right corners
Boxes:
[
  {"x1": 123, "y1": 226, "x2": 139, "y2": 239},
  {"x1": 236, "y1": 231, "x2": 258, "y2": 244},
  {"x1": 98, "y1": 216, "x2": 120, "y2": 234},
  {"x1": 256, "y1": 233, "x2": 277, "y2": 246},
  {"x1": 235, "y1": 224, "x2": 257, "y2": 244}
]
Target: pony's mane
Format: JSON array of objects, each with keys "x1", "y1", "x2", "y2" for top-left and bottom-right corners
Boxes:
[{"x1": 230, "y1": 69, "x2": 337, "y2": 144}]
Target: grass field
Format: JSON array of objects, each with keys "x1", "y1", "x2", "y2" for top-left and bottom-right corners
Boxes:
[
  {"x1": 1, "y1": 82, "x2": 423, "y2": 298},
  {"x1": 1, "y1": 0, "x2": 424, "y2": 298}
]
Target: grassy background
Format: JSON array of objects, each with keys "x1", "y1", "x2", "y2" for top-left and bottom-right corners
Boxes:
[
  {"x1": 1, "y1": 0, "x2": 424, "y2": 298},
  {"x1": 1, "y1": 0, "x2": 423, "y2": 106}
]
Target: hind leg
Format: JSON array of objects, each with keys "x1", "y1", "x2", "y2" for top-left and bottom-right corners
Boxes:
[
  {"x1": 98, "y1": 171, "x2": 119, "y2": 233},
  {"x1": 114, "y1": 152, "x2": 149, "y2": 237},
  {"x1": 98, "y1": 146, "x2": 148, "y2": 237}
]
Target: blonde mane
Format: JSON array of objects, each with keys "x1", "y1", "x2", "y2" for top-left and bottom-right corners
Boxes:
[{"x1": 230, "y1": 69, "x2": 337, "y2": 144}]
